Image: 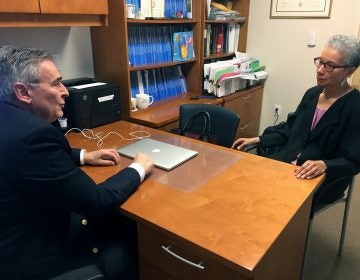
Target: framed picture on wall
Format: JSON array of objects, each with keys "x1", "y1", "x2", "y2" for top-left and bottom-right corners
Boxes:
[{"x1": 270, "y1": 0, "x2": 332, "y2": 18}]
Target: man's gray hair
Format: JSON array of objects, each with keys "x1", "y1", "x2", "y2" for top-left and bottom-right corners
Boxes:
[
  {"x1": 0, "y1": 46, "x2": 53, "y2": 102},
  {"x1": 326, "y1": 34, "x2": 360, "y2": 68}
]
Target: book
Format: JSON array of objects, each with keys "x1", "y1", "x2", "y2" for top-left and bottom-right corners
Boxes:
[
  {"x1": 151, "y1": 0, "x2": 165, "y2": 18},
  {"x1": 155, "y1": 68, "x2": 166, "y2": 99},
  {"x1": 136, "y1": 71, "x2": 145, "y2": 94},
  {"x1": 175, "y1": 0, "x2": 187, "y2": 18},
  {"x1": 186, "y1": 0, "x2": 192, "y2": 18},
  {"x1": 216, "y1": 25, "x2": 224, "y2": 53},
  {"x1": 141, "y1": 0, "x2": 152, "y2": 18},
  {"x1": 204, "y1": 24, "x2": 212, "y2": 56},
  {"x1": 227, "y1": 22, "x2": 236, "y2": 53},
  {"x1": 177, "y1": 66, "x2": 188, "y2": 94},
  {"x1": 222, "y1": 24, "x2": 228, "y2": 52},
  {"x1": 234, "y1": 23, "x2": 240, "y2": 53},
  {"x1": 206, "y1": 0, "x2": 211, "y2": 19},
  {"x1": 165, "y1": 0, "x2": 187, "y2": 18},
  {"x1": 210, "y1": 25, "x2": 218, "y2": 54},
  {"x1": 130, "y1": 71, "x2": 139, "y2": 97},
  {"x1": 172, "y1": 31, "x2": 195, "y2": 61}
]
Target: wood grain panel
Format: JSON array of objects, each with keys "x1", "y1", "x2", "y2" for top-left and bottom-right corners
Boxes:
[
  {"x1": 0, "y1": 1, "x2": 40, "y2": 13},
  {"x1": 139, "y1": 260, "x2": 174, "y2": 280},
  {"x1": 40, "y1": 0, "x2": 108, "y2": 14},
  {"x1": 236, "y1": 116, "x2": 260, "y2": 138},
  {"x1": 0, "y1": 14, "x2": 107, "y2": 27},
  {"x1": 223, "y1": 86, "x2": 263, "y2": 124},
  {"x1": 158, "y1": 120, "x2": 180, "y2": 133}
]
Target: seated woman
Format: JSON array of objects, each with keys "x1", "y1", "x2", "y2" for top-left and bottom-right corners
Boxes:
[{"x1": 232, "y1": 34, "x2": 360, "y2": 208}]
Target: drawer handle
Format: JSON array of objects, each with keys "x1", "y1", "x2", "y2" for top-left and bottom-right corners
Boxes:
[
  {"x1": 242, "y1": 94, "x2": 252, "y2": 100},
  {"x1": 239, "y1": 124, "x2": 249, "y2": 130},
  {"x1": 161, "y1": 245, "x2": 205, "y2": 270}
]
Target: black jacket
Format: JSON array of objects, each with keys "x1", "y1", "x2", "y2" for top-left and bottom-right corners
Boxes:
[
  {"x1": 0, "y1": 101, "x2": 140, "y2": 279},
  {"x1": 260, "y1": 86, "x2": 360, "y2": 203}
]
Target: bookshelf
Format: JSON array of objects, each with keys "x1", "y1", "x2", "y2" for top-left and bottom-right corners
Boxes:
[{"x1": 91, "y1": 0, "x2": 263, "y2": 138}]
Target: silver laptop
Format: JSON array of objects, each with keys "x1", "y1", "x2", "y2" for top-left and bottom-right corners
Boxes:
[{"x1": 117, "y1": 138, "x2": 198, "y2": 171}]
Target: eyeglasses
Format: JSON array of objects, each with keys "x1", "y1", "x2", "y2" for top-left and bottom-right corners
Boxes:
[{"x1": 313, "y1": 57, "x2": 350, "y2": 72}]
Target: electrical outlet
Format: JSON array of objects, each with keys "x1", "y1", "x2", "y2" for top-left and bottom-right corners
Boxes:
[{"x1": 273, "y1": 105, "x2": 282, "y2": 116}]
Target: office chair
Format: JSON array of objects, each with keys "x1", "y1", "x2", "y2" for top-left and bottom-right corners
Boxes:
[
  {"x1": 49, "y1": 265, "x2": 104, "y2": 280},
  {"x1": 300, "y1": 175, "x2": 356, "y2": 278},
  {"x1": 308, "y1": 175, "x2": 355, "y2": 253},
  {"x1": 177, "y1": 104, "x2": 240, "y2": 148}
]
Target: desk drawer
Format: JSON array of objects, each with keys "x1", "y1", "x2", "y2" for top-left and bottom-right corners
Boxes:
[
  {"x1": 139, "y1": 259, "x2": 174, "y2": 280},
  {"x1": 223, "y1": 88, "x2": 263, "y2": 124},
  {"x1": 236, "y1": 117, "x2": 260, "y2": 139},
  {"x1": 138, "y1": 224, "x2": 247, "y2": 280}
]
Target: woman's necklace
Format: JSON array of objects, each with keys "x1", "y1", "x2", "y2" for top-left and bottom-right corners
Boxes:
[
  {"x1": 319, "y1": 86, "x2": 353, "y2": 109},
  {"x1": 323, "y1": 86, "x2": 353, "y2": 99}
]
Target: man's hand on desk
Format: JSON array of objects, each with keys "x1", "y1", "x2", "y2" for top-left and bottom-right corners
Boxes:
[
  {"x1": 84, "y1": 149, "x2": 154, "y2": 176},
  {"x1": 84, "y1": 149, "x2": 121, "y2": 166},
  {"x1": 134, "y1": 152, "x2": 154, "y2": 175}
]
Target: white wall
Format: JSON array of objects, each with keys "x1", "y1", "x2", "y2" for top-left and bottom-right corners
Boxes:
[
  {"x1": 0, "y1": 27, "x2": 94, "y2": 79},
  {"x1": 247, "y1": 0, "x2": 360, "y2": 132}
]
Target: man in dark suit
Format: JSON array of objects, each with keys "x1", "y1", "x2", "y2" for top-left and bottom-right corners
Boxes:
[{"x1": 0, "y1": 46, "x2": 154, "y2": 279}]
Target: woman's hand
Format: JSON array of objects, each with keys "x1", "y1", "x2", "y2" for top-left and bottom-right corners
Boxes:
[
  {"x1": 84, "y1": 149, "x2": 121, "y2": 166},
  {"x1": 231, "y1": 137, "x2": 260, "y2": 151},
  {"x1": 294, "y1": 160, "x2": 327, "y2": 179}
]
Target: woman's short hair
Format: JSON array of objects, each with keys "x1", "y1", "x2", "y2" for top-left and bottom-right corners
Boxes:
[{"x1": 326, "y1": 34, "x2": 360, "y2": 68}]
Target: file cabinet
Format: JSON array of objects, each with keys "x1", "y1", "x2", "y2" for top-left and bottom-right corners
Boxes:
[{"x1": 223, "y1": 85, "x2": 264, "y2": 138}]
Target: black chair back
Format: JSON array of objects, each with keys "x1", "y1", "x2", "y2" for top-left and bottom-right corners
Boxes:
[{"x1": 179, "y1": 104, "x2": 240, "y2": 148}]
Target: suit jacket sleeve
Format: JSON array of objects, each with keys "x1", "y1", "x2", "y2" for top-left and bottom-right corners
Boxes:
[
  {"x1": 71, "y1": 148, "x2": 81, "y2": 166},
  {"x1": 15, "y1": 125, "x2": 141, "y2": 218}
]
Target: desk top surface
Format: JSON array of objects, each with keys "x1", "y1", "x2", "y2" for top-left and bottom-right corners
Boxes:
[{"x1": 66, "y1": 120, "x2": 323, "y2": 275}]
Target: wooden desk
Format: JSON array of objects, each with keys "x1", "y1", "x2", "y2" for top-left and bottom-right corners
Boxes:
[{"x1": 67, "y1": 121, "x2": 324, "y2": 280}]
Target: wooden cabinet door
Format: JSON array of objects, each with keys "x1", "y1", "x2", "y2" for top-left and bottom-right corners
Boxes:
[
  {"x1": 237, "y1": 116, "x2": 260, "y2": 139},
  {"x1": 39, "y1": 0, "x2": 108, "y2": 14},
  {"x1": 224, "y1": 87, "x2": 263, "y2": 124},
  {"x1": 0, "y1": 1, "x2": 40, "y2": 13}
]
